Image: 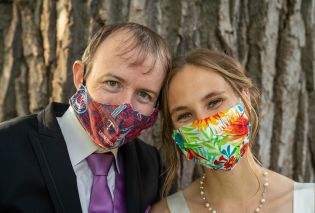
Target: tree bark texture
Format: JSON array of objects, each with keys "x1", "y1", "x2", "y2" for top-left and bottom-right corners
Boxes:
[{"x1": 0, "y1": 0, "x2": 314, "y2": 189}]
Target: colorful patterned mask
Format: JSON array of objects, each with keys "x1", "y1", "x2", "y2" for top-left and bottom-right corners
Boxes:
[
  {"x1": 172, "y1": 104, "x2": 250, "y2": 171},
  {"x1": 69, "y1": 85, "x2": 159, "y2": 149}
]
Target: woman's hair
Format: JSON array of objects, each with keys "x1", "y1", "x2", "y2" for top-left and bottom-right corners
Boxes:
[{"x1": 161, "y1": 48, "x2": 260, "y2": 197}]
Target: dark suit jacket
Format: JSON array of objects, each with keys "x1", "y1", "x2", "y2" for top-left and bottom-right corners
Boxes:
[{"x1": 0, "y1": 102, "x2": 163, "y2": 213}]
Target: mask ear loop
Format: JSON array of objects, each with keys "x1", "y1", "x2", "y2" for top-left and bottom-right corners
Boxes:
[{"x1": 82, "y1": 66, "x2": 87, "y2": 86}]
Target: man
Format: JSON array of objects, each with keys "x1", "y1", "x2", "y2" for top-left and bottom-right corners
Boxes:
[{"x1": 0, "y1": 22, "x2": 171, "y2": 213}]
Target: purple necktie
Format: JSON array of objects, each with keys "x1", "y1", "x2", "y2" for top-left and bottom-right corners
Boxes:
[{"x1": 87, "y1": 153, "x2": 114, "y2": 213}]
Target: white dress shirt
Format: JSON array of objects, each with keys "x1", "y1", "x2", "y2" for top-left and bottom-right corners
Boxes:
[{"x1": 56, "y1": 106, "x2": 119, "y2": 213}]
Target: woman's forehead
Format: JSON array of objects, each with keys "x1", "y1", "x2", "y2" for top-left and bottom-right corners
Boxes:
[
  {"x1": 169, "y1": 65, "x2": 229, "y2": 94},
  {"x1": 167, "y1": 65, "x2": 235, "y2": 109}
]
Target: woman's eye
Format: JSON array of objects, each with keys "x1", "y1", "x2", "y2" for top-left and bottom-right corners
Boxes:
[
  {"x1": 138, "y1": 91, "x2": 152, "y2": 103},
  {"x1": 177, "y1": 113, "x2": 191, "y2": 121},
  {"x1": 208, "y1": 99, "x2": 223, "y2": 108}
]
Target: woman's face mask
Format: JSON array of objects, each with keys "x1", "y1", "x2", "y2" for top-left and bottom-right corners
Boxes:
[
  {"x1": 172, "y1": 103, "x2": 250, "y2": 171},
  {"x1": 69, "y1": 85, "x2": 159, "y2": 149}
]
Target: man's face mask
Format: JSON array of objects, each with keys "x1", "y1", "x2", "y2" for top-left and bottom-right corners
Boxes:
[
  {"x1": 172, "y1": 103, "x2": 250, "y2": 171},
  {"x1": 69, "y1": 85, "x2": 159, "y2": 149}
]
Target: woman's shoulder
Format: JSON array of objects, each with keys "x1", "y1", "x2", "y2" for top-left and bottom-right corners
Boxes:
[
  {"x1": 150, "y1": 191, "x2": 188, "y2": 213},
  {"x1": 293, "y1": 182, "x2": 315, "y2": 199},
  {"x1": 294, "y1": 182, "x2": 315, "y2": 189},
  {"x1": 150, "y1": 197, "x2": 170, "y2": 213},
  {"x1": 263, "y1": 169, "x2": 294, "y2": 212},
  {"x1": 293, "y1": 182, "x2": 315, "y2": 213},
  {"x1": 266, "y1": 170, "x2": 315, "y2": 212}
]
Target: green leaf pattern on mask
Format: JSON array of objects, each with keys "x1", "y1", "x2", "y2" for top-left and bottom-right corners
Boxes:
[{"x1": 172, "y1": 103, "x2": 250, "y2": 171}]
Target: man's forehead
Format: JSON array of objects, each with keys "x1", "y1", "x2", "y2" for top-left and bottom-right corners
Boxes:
[
  {"x1": 100, "y1": 29, "x2": 140, "y2": 54},
  {"x1": 92, "y1": 29, "x2": 166, "y2": 76},
  {"x1": 121, "y1": 50, "x2": 157, "y2": 71},
  {"x1": 113, "y1": 33, "x2": 156, "y2": 67}
]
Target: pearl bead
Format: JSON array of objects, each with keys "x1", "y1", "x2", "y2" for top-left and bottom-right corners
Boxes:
[{"x1": 199, "y1": 171, "x2": 269, "y2": 212}]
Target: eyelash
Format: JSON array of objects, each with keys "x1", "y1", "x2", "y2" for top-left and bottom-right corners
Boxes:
[
  {"x1": 176, "y1": 98, "x2": 224, "y2": 121},
  {"x1": 207, "y1": 98, "x2": 224, "y2": 109},
  {"x1": 138, "y1": 91, "x2": 153, "y2": 103},
  {"x1": 104, "y1": 81, "x2": 154, "y2": 104},
  {"x1": 105, "y1": 80, "x2": 119, "y2": 87},
  {"x1": 176, "y1": 113, "x2": 191, "y2": 121}
]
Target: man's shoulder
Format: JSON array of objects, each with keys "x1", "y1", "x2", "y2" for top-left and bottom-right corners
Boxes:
[
  {"x1": 134, "y1": 138, "x2": 159, "y2": 153},
  {"x1": 0, "y1": 114, "x2": 39, "y2": 154},
  {"x1": 125, "y1": 138, "x2": 161, "y2": 165},
  {"x1": 0, "y1": 114, "x2": 38, "y2": 134},
  {"x1": 0, "y1": 102, "x2": 69, "y2": 135}
]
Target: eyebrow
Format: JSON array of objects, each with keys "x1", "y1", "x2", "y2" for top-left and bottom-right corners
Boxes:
[
  {"x1": 102, "y1": 73, "x2": 158, "y2": 97},
  {"x1": 170, "y1": 91, "x2": 226, "y2": 115},
  {"x1": 103, "y1": 73, "x2": 126, "y2": 83},
  {"x1": 170, "y1": 106, "x2": 189, "y2": 116},
  {"x1": 200, "y1": 91, "x2": 226, "y2": 102}
]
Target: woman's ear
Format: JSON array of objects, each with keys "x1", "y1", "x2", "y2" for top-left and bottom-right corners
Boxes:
[
  {"x1": 73, "y1": 60, "x2": 84, "y2": 90},
  {"x1": 241, "y1": 88, "x2": 252, "y2": 116},
  {"x1": 242, "y1": 88, "x2": 251, "y2": 102}
]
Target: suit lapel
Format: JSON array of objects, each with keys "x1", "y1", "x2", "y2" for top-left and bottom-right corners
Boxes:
[
  {"x1": 29, "y1": 103, "x2": 82, "y2": 213},
  {"x1": 121, "y1": 143, "x2": 144, "y2": 213}
]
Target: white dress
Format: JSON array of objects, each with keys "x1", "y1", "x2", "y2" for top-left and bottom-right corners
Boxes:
[{"x1": 166, "y1": 182, "x2": 315, "y2": 213}]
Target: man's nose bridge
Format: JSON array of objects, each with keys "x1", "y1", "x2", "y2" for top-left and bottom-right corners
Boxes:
[{"x1": 122, "y1": 90, "x2": 134, "y2": 105}]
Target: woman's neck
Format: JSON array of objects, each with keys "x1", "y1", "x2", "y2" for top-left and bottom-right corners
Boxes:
[{"x1": 204, "y1": 152, "x2": 263, "y2": 204}]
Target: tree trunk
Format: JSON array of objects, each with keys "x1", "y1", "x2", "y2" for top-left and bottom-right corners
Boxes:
[{"x1": 0, "y1": 0, "x2": 314, "y2": 189}]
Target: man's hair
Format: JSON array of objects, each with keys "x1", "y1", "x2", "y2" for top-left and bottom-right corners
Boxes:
[{"x1": 81, "y1": 22, "x2": 171, "y2": 80}]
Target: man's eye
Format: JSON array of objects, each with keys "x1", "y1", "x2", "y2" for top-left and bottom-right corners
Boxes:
[
  {"x1": 106, "y1": 80, "x2": 119, "y2": 88},
  {"x1": 104, "y1": 80, "x2": 122, "y2": 92},
  {"x1": 177, "y1": 113, "x2": 191, "y2": 121},
  {"x1": 138, "y1": 91, "x2": 153, "y2": 103},
  {"x1": 208, "y1": 99, "x2": 223, "y2": 109}
]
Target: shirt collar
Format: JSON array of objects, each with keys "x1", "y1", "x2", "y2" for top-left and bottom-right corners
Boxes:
[{"x1": 56, "y1": 106, "x2": 120, "y2": 173}]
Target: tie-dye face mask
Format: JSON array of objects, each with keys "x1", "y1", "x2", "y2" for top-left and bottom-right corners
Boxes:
[
  {"x1": 172, "y1": 104, "x2": 250, "y2": 171},
  {"x1": 69, "y1": 85, "x2": 159, "y2": 149}
]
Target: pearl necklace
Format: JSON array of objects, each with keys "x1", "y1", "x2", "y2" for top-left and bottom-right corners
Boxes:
[{"x1": 199, "y1": 171, "x2": 269, "y2": 213}]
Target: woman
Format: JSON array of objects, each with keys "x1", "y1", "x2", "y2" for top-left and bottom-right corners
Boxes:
[{"x1": 151, "y1": 49, "x2": 314, "y2": 213}]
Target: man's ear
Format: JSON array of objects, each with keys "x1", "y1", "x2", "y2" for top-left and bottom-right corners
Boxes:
[{"x1": 73, "y1": 60, "x2": 84, "y2": 90}]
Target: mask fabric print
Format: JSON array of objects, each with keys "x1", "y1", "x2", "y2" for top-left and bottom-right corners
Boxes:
[
  {"x1": 69, "y1": 84, "x2": 159, "y2": 149},
  {"x1": 172, "y1": 104, "x2": 250, "y2": 171}
]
